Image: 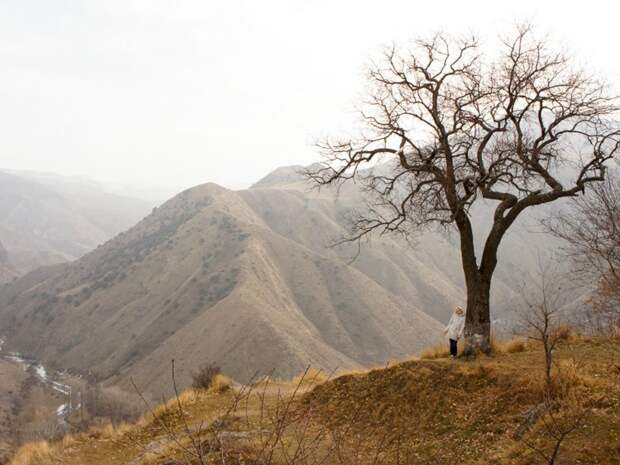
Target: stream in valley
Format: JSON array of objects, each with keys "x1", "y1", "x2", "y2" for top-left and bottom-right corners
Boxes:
[{"x1": 0, "y1": 338, "x2": 74, "y2": 425}]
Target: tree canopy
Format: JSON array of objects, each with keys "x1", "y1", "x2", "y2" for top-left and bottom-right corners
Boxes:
[{"x1": 308, "y1": 25, "x2": 620, "y2": 352}]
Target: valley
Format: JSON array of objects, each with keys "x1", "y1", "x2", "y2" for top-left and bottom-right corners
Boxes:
[
  {"x1": 0, "y1": 170, "x2": 154, "y2": 282},
  {"x1": 0, "y1": 166, "x2": 569, "y2": 399},
  {"x1": 0, "y1": 348, "x2": 71, "y2": 463},
  {"x1": 1, "y1": 6, "x2": 619, "y2": 464}
]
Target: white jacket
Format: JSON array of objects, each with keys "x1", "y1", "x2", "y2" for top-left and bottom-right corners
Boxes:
[{"x1": 444, "y1": 312, "x2": 465, "y2": 340}]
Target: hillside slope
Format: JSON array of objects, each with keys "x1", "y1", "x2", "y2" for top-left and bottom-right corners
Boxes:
[
  {"x1": 0, "y1": 241, "x2": 18, "y2": 285},
  {"x1": 0, "y1": 166, "x2": 571, "y2": 396},
  {"x1": 0, "y1": 182, "x2": 444, "y2": 395},
  {"x1": 247, "y1": 166, "x2": 567, "y2": 323},
  {"x1": 9, "y1": 338, "x2": 619, "y2": 465},
  {"x1": 0, "y1": 171, "x2": 152, "y2": 276}
]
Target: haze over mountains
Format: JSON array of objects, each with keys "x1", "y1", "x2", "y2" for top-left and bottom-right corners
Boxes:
[
  {"x1": 0, "y1": 165, "x2": 566, "y2": 396},
  {"x1": 0, "y1": 240, "x2": 18, "y2": 284},
  {"x1": 0, "y1": 170, "x2": 154, "y2": 281}
]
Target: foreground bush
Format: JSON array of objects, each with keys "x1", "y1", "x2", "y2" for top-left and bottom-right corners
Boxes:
[{"x1": 190, "y1": 363, "x2": 222, "y2": 391}]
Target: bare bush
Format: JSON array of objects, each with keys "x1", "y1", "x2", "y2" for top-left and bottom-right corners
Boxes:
[
  {"x1": 130, "y1": 363, "x2": 427, "y2": 465},
  {"x1": 546, "y1": 172, "x2": 620, "y2": 336},
  {"x1": 544, "y1": 170, "x2": 620, "y2": 371},
  {"x1": 14, "y1": 418, "x2": 64, "y2": 445},
  {"x1": 515, "y1": 267, "x2": 592, "y2": 465},
  {"x1": 84, "y1": 385, "x2": 142, "y2": 425},
  {"x1": 521, "y1": 399, "x2": 588, "y2": 465},
  {"x1": 517, "y1": 266, "x2": 573, "y2": 399},
  {"x1": 67, "y1": 381, "x2": 143, "y2": 430},
  {"x1": 190, "y1": 363, "x2": 222, "y2": 391}
]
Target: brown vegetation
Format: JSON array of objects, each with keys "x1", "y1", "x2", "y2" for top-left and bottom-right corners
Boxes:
[
  {"x1": 8, "y1": 336, "x2": 619, "y2": 465},
  {"x1": 190, "y1": 364, "x2": 223, "y2": 392},
  {"x1": 65, "y1": 381, "x2": 144, "y2": 430}
]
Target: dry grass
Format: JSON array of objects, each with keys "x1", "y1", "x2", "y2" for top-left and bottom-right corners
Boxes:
[
  {"x1": 555, "y1": 324, "x2": 579, "y2": 342},
  {"x1": 419, "y1": 336, "x2": 528, "y2": 359},
  {"x1": 548, "y1": 359, "x2": 598, "y2": 399},
  {"x1": 291, "y1": 367, "x2": 329, "y2": 386},
  {"x1": 90, "y1": 422, "x2": 133, "y2": 439},
  {"x1": 306, "y1": 339, "x2": 619, "y2": 464},
  {"x1": 501, "y1": 338, "x2": 527, "y2": 353},
  {"x1": 8, "y1": 338, "x2": 620, "y2": 465},
  {"x1": 10, "y1": 441, "x2": 53, "y2": 465},
  {"x1": 140, "y1": 374, "x2": 232, "y2": 425},
  {"x1": 149, "y1": 389, "x2": 198, "y2": 420},
  {"x1": 208, "y1": 373, "x2": 232, "y2": 393},
  {"x1": 60, "y1": 434, "x2": 78, "y2": 449},
  {"x1": 489, "y1": 335, "x2": 532, "y2": 354},
  {"x1": 419, "y1": 341, "x2": 453, "y2": 359}
]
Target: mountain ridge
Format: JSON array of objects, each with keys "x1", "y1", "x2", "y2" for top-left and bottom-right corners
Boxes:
[
  {"x1": 0, "y1": 170, "x2": 154, "y2": 279},
  {"x1": 0, "y1": 165, "x2": 569, "y2": 396}
]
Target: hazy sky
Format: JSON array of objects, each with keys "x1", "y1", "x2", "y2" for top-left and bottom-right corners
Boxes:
[{"x1": 1, "y1": 1, "x2": 619, "y2": 192}]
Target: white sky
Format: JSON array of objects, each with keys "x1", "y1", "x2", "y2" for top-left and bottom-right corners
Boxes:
[{"x1": 1, "y1": 0, "x2": 619, "y2": 192}]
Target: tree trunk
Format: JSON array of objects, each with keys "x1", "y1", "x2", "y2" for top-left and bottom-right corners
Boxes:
[
  {"x1": 462, "y1": 275, "x2": 492, "y2": 355},
  {"x1": 544, "y1": 337, "x2": 553, "y2": 398},
  {"x1": 455, "y1": 211, "x2": 495, "y2": 355}
]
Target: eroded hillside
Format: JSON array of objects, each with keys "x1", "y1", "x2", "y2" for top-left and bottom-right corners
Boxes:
[
  {"x1": 0, "y1": 170, "x2": 152, "y2": 278},
  {"x1": 0, "y1": 166, "x2": 572, "y2": 397}
]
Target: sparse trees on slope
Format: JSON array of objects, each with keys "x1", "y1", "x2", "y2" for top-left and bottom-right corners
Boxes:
[
  {"x1": 308, "y1": 25, "x2": 620, "y2": 354},
  {"x1": 546, "y1": 172, "x2": 620, "y2": 334}
]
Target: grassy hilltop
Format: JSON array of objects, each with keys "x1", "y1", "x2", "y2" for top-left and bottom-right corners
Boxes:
[{"x1": 9, "y1": 336, "x2": 620, "y2": 465}]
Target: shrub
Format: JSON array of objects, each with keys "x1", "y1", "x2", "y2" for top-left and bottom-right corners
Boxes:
[
  {"x1": 524, "y1": 358, "x2": 596, "y2": 401},
  {"x1": 556, "y1": 325, "x2": 578, "y2": 342},
  {"x1": 191, "y1": 363, "x2": 222, "y2": 391},
  {"x1": 88, "y1": 385, "x2": 143, "y2": 424},
  {"x1": 420, "y1": 343, "x2": 452, "y2": 359},
  {"x1": 67, "y1": 381, "x2": 144, "y2": 429},
  {"x1": 502, "y1": 338, "x2": 527, "y2": 353},
  {"x1": 208, "y1": 374, "x2": 232, "y2": 393}
]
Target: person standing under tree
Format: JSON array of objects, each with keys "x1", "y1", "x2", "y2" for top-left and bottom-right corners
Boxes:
[{"x1": 444, "y1": 307, "x2": 466, "y2": 358}]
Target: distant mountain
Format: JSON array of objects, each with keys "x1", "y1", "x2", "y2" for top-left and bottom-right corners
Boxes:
[
  {"x1": 0, "y1": 170, "x2": 154, "y2": 276},
  {"x1": 0, "y1": 240, "x2": 18, "y2": 285},
  {"x1": 0, "y1": 165, "x2": 571, "y2": 396}
]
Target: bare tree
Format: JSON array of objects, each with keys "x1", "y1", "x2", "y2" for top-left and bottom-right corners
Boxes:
[
  {"x1": 518, "y1": 268, "x2": 568, "y2": 398},
  {"x1": 546, "y1": 172, "x2": 620, "y2": 333},
  {"x1": 522, "y1": 403, "x2": 588, "y2": 465},
  {"x1": 514, "y1": 266, "x2": 591, "y2": 465},
  {"x1": 307, "y1": 25, "x2": 620, "y2": 354}
]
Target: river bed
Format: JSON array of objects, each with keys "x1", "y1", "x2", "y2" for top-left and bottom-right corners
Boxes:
[{"x1": 0, "y1": 338, "x2": 73, "y2": 424}]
